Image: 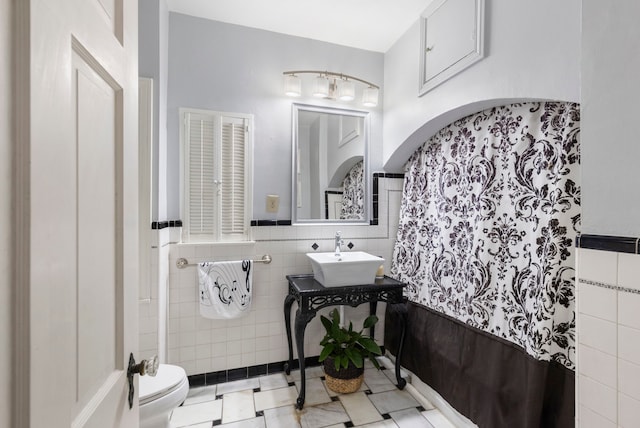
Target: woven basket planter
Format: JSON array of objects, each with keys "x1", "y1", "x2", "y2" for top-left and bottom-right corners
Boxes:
[{"x1": 323, "y1": 358, "x2": 364, "y2": 394}]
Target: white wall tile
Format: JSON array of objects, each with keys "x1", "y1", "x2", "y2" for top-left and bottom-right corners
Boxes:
[
  {"x1": 577, "y1": 405, "x2": 616, "y2": 428},
  {"x1": 619, "y1": 325, "x2": 640, "y2": 364},
  {"x1": 578, "y1": 249, "x2": 618, "y2": 284},
  {"x1": 578, "y1": 282, "x2": 616, "y2": 321},
  {"x1": 579, "y1": 314, "x2": 617, "y2": 354},
  {"x1": 618, "y1": 291, "x2": 640, "y2": 329},
  {"x1": 618, "y1": 359, "x2": 640, "y2": 401},
  {"x1": 196, "y1": 344, "x2": 211, "y2": 359},
  {"x1": 618, "y1": 253, "x2": 640, "y2": 291},
  {"x1": 578, "y1": 344, "x2": 617, "y2": 388},
  {"x1": 578, "y1": 375, "x2": 617, "y2": 423},
  {"x1": 578, "y1": 250, "x2": 640, "y2": 427},
  {"x1": 619, "y1": 392, "x2": 640, "y2": 428}
]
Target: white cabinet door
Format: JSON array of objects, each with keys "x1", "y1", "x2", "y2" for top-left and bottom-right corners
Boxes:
[
  {"x1": 419, "y1": 0, "x2": 485, "y2": 95},
  {"x1": 15, "y1": 0, "x2": 140, "y2": 426}
]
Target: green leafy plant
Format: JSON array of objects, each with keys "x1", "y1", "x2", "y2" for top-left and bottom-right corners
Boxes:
[{"x1": 318, "y1": 308, "x2": 382, "y2": 372}]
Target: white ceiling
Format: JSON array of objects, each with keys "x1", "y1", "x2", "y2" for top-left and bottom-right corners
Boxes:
[{"x1": 166, "y1": 0, "x2": 430, "y2": 53}]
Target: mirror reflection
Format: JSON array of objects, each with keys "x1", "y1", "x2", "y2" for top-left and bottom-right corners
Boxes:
[{"x1": 292, "y1": 104, "x2": 369, "y2": 223}]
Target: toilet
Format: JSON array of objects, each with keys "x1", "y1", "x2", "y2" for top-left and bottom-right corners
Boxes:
[{"x1": 139, "y1": 364, "x2": 189, "y2": 428}]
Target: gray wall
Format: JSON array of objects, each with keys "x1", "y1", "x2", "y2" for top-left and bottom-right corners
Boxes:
[
  {"x1": 167, "y1": 14, "x2": 384, "y2": 220},
  {"x1": 383, "y1": 0, "x2": 581, "y2": 172},
  {"x1": 139, "y1": 0, "x2": 169, "y2": 221},
  {"x1": 581, "y1": 0, "x2": 640, "y2": 236}
]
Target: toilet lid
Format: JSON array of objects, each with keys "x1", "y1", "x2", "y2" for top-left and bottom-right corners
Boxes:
[{"x1": 139, "y1": 364, "x2": 187, "y2": 405}]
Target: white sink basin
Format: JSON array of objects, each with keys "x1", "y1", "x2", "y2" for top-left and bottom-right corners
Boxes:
[{"x1": 306, "y1": 251, "x2": 384, "y2": 287}]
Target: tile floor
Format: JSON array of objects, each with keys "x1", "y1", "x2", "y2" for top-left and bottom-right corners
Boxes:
[{"x1": 170, "y1": 363, "x2": 457, "y2": 428}]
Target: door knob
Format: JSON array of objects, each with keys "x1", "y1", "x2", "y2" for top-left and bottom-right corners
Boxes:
[
  {"x1": 127, "y1": 353, "x2": 159, "y2": 409},
  {"x1": 130, "y1": 354, "x2": 159, "y2": 377}
]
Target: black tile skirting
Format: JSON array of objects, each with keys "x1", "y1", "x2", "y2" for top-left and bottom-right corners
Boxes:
[
  {"x1": 250, "y1": 173, "x2": 405, "y2": 227},
  {"x1": 185, "y1": 346, "x2": 388, "y2": 387},
  {"x1": 186, "y1": 357, "x2": 321, "y2": 387},
  {"x1": 250, "y1": 219, "x2": 292, "y2": 226},
  {"x1": 151, "y1": 220, "x2": 182, "y2": 229},
  {"x1": 576, "y1": 234, "x2": 640, "y2": 254}
]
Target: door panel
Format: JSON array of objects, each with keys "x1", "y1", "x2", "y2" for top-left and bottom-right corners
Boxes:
[
  {"x1": 15, "y1": 0, "x2": 139, "y2": 426},
  {"x1": 75, "y1": 50, "x2": 118, "y2": 410}
]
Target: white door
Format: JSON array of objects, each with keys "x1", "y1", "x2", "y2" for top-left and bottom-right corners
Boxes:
[{"x1": 15, "y1": 0, "x2": 140, "y2": 426}]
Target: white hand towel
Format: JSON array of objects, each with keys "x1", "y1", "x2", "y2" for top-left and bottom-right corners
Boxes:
[{"x1": 198, "y1": 260, "x2": 252, "y2": 319}]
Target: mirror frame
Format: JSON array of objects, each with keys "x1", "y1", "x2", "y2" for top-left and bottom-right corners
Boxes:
[{"x1": 291, "y1": 103, "x2": 370, "y2": 225}]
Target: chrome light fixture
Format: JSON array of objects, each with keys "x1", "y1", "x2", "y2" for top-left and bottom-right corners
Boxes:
[{"x1": 282, "y1": 70, "x2": 379, "y2": 107}]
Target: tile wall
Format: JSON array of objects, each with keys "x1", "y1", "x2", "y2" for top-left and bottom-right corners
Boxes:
[
  {"x1": 139, "y1": 227, "x2": 178, "y2": 362},
  {"x1": 165, "y1": 177, "x2": 404, "y2": 376},
  {"x1": 576, "y1": 247, "x2": 640, "y2": 427}
]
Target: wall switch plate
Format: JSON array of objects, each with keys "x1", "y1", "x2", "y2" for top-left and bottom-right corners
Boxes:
[{"x1": 266, "y1": 194, "x2": 279, "y2": 213}]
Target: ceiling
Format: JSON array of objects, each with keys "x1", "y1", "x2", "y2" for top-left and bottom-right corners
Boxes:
[{"x1": 166, "y1": 0, "x2": 430, "y2": 53}]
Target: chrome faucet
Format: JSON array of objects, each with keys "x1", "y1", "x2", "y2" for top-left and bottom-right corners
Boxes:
[{"x1": 334, "y1": 231, "x2": 343, "y2": 256}]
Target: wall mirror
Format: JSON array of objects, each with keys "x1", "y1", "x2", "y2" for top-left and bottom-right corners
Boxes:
[{"x1": 292, "y1": 104, "x2": 369, "y2": 224}]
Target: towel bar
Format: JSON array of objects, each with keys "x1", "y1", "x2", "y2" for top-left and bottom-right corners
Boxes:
[{"x1": 176, "y1": 255, "x2": 272, "y2": 269}]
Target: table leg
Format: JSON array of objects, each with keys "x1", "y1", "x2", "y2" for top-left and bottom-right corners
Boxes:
[
  {"x1": 369, "y1": 301, "x2": 377, "y2": 339},
  {"x1": 283, "y1": 295, "x2": 295, "y2": 375},
  {"x1": 395, "y1": 303, "x2": 408, "y2": 390},
  {"x1": 294, "y1": 309, "x2": 315, "y2": 409}
]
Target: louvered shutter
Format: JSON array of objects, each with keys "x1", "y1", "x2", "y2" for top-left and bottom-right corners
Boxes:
[
  {"x1": 186, "y1": 112, "x2": 217, "y2": 240},
  {"x1": 220, "y1": 117, "x2": 247, "y2": 238},
  {"x1": 182, "y1": 109, "x2": 251, "y2": 242}
]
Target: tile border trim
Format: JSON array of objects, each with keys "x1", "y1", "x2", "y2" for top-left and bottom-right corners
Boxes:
[
  {"x1": 576, "y1": 234, "x2": 640, "y2": 255},
  {"x1": 250, "y1": 174, "x2": 404, "y2": 227},
  {"x1": 185, "y1": 346, "x2": 389, "y2": 387},
  {"x1": 151, "y1": 220, "x2": 182, "y2": 229},
  {"x1": 578, "y1": 278, "x2": 640, "y2": 295},
  {"x1": 186, "y1": 357, "x2": 321, "y2": 387}
]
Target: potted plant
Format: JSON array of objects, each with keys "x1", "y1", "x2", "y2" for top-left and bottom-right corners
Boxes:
[{"x1": 319, "y1": 308, "x2": 382, "y2": 393}]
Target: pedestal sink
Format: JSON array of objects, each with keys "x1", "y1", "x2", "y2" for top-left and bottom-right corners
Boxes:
[{"x1": 306, "y1": 251, "x2": 384, "y2": 287}]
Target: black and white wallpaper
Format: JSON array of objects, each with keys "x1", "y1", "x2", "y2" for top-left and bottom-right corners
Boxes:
[
  {"x1": 340, "y1": 160, "x2": 365, "y2": 220},
  {"x1": 391, "y1": 102, "x2": 580, "y2": 370}
]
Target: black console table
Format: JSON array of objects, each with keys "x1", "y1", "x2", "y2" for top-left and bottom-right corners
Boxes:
[{"x1": 283, "y1": 274, "x2": 408, "y2": 409}]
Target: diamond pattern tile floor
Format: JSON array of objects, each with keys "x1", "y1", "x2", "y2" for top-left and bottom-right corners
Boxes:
[{"x1": 170, "y1": 366, "x2": 458, "y2": 428}]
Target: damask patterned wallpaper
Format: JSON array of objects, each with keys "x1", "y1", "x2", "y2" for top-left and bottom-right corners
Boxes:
[{"x1": 340, "y1": 160, "x2": 365, "y2": 220}]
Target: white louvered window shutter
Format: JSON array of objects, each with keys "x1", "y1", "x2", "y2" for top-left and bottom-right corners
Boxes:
[
  {"x1": 182, "y1": 109, "x2": 252, "y2": 242},
  {"x1": 220, "y1": 116, "x2": 248, "y2": 239},
  {"x1": 186, "y1": 112, "x2": 216, "y2": 240}
]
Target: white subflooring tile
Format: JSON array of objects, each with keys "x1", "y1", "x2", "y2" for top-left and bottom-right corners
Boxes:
[
  {"x1": 339, "y1": 391, "x2": 384, "y2": 425},
  {"x1": 254, "y1": 385, "x2": 298, "y2": 411},
  {"x1": 218, "y1": 416, "x2": 266, "y2": 428},
  {"x1": 422, "y1": 409, "x2": 457, "y2": 428},
  {"x1": 259, "y1": 373, "x2": 289, "y2": 391},
  {"x1": 294, "y1": 377, "x2": 332, "y2": 406},
  {"x1": 222, "y1": 390, "x2": 256, "y2": 424},
  {"x1": 390, "y1": 408, "x2": 435, "y2": 427},
  {"x1": 299, "y1": 401, "x2": 350, "y2": 428},
  {"x1": 170, "y1": 399, "x2": 222, "y2": 427},
  {"x1": 182, "y1": 385, "x2": 218, "y2": 406},
  {"x1": 368, "y1": 389, "x2": 421, "y2": 414}
]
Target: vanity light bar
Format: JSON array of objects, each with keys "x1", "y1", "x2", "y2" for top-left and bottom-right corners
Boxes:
[{"x1": 283, "y1": 70, "x2": 379, "y2": 106}]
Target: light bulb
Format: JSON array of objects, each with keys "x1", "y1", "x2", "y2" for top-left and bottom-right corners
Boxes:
[
  {"x1": 338, "y1": 79, "x2": 355, "y2": 101},
  {"x1": 362, "y1": 86, "x2": 379, "y2": 107},
  {"x1": 283, "y1": 74, "x2": 301, "y2": 97},
  {"x1": 312, "y1": 75, "x2": 329, "y2": 98}
]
